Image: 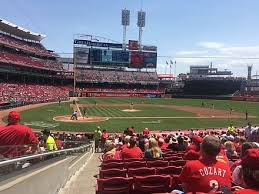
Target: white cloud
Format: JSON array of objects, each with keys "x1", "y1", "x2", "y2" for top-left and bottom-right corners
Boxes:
[{"x1": 199, "y1": 41, "x2": 225, "y2": 49}]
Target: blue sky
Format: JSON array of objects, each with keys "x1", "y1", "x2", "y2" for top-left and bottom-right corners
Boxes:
[{"x1": 2, "y1": 0, "x2": 259, "y2": 76}]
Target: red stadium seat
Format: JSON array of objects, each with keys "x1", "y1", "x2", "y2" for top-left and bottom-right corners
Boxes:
[
  {"x1": 128, "y1": 167, "x2": 156, "y2": 177},
  {"x1": 125, "y1": 161, "x2": 146, "y2": 169},
  {"x1": 101, "y1": 162, "x2": 124, "y2": 170},
  {"x1": 96, "y1": 177, "x2": 133, "y2": 194},
  {"x1": 102, "y1": 159, "x2": 123, "y2": 164},
  {"x1": 169, "y1": 160, "x2": 186, "y2": 167},
  {"x1": 99, "y1": 168, "x2": 127, "y2": 179},
  {"x1": 133, "y1": 175, "x2": 171, "y2": 193},
  {"x1": 156, "y1": 166, "x2": 182, "y2": 176},
  {"x1": 147, "y1": 160, "x2": 168, "y2": 168}
]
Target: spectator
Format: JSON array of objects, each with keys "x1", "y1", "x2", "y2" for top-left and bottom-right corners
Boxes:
[
  {"x1": 121, "y1": 136, "x2": 143, "y2": 159},
  {"x1": 102, "y1": 141, "x2": 121, "y2": 161},
  {"x1": 186, "y1": 135, "x2": 202, "y2": 152},
  {"x1": 179, "y1": 136, "x2": 231, "y2": 193},
  {"x1": 121, "y1": 136, "x2": 131, "y2": 151},
  {"x1": 144, "y1": 138, "x2": 162, "y2": 159},
  {"x1": 158, "y1": 137, "x2": 168, "y2": 150},
  {"x1": 233, "y1": 148, "x2": 259, "y2": 194},
  {"x1": 232, "y1": 142, "x2": 259, "y2": 187},
  {"x1": 143, "y1": 127, "x2": 150, "y2": 135},
  {"x1": 244, "y1": 122, "x2": 253, "y2": 141},
  {"x1": 94, "y1": 126, "x2": 102, "y2": 152},
  {"x1": 42, "y1": 129, "x2": 57, "y2": 151},
  {"x1": 227, "y1": 123, "x2": 236, "y2": 134},
  {"x1": 54, "y1": 134, "x2": 64, "y2": 150},
  {"x1": 0, "y1": 111, "x2": 39, "y2": 158},
  {"x1": 224, "y1": 141, "x2": 238, "y2": 159},
  {"x1": 100, "y1": 129, "x2": 109, "y2": 151}
]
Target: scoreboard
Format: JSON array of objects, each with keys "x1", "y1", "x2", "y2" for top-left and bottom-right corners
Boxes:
[{"x1": 74, "y1": 39, "x2": 157, "y2": 68}]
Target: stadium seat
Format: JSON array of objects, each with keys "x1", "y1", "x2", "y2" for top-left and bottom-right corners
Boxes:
[
  {"x1": 125, "y1": 161, "x2": 146, "y2": 169},
  {"x1": 171, "y1": 156, "x2": 183, "y2": 161},
  {"x1": 133, "y1": 175, "x2": 171, "y2": 193},
  {"x1": 169, "y1": 160, "x2": 186, "y2": 167},
  {"x1": 128, "y1": 167, "x2": 156, "y2": 177},
  {"x1": 156, "y1": 166, "x2": 182, "y2": 176},
  {"x1": 101, "y1": 162, "x2": 124, "y2": 170},
  {"x1": 99, "y1": 168, "x2": 127, "y2": 179},
  {"x1": 96, "y1": 177, "x2": 133, "y2": 194},
  {"x1": 102, "y1": 159, "x2": 123, "y2": 164},
  {"x1": 147, "y1": 160, "x2": 168, "y2": 168}
]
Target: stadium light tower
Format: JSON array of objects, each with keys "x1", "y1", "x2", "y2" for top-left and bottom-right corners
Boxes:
[
  {"x1": 121, "y1": 9, "x2": 130, "y2": 49},
  {"x1": 137, "y1": 10, "x2": 146, "y2": 51}
]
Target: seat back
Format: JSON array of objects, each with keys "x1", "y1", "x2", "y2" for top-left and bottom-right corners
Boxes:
[
  {"x1": 125, "y1": 161, "x2": 146, "y2": 169},
  {"x1": 102, "y1": 159, "x2": 123, "y2": 164},
  {"x1": 134, "y1": 175, "x2": 171, "y2": 193},
  {"x1": 147, "y1": 160, "x2": 168, "y2": 168},
  {"x1": 169, "y1": 160, "x2": 186, "y2": 167},
  {"x1": 99, "y1": 168, "x2": 127, "y2": 179},
  {"x1": 156, "y1": 166, "x2": 182, "y2": 176},
  {"x1": 101, "y1": 162, "x2": 124, "y2": 170},
  {"x1": 97, "y1": 177, "x2": 133, "y2": 194},
  {"x1": 128, "y1": 167, "x2": 156, "y2": 177}
]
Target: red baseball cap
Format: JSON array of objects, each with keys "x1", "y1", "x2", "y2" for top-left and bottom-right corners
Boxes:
[
  {"x1": 241, "y1": 148, "x2": 259, "y2": 170},
  {"x1": 8, "y1": 111, "x2": 20, "y2": 123},
  {"x1": 192, "y1": 135, "x2": 203, "y2": 143}
]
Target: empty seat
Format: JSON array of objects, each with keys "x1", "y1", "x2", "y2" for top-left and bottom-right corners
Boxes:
[
  {"x1": 172, "y1": 156, "x2": 183, "y2": 161},
  {"x1": 128, "y1": 167, "x2": 156, "y2": 177},
  {"x1": 101, "y1": 162, "x2": 124, "y2": 170},
  {"x1": 99, "y1": 168, "x2": 127, "y2": 179},
  {"x1": 102, "y1": 159, "x2": 123, "y2": 164},
  {"x1": 125, "y1": 161, "x2": 146, "y2": 169},
  {"x1": 96, "y1": 177, "x2": 133, "y2": 194},
  {"x1": 133, "y1": 175, "x2": 171, "y2": 193},
  {"x1": 156, "y1": 166, "x2": 182, "y2": 176},
  {"x1": 147, "y1": 160, "x2": 168, "y2": 168},
  {"x1": 169, "y1": 160, "x2": 186, "y2": 167}
]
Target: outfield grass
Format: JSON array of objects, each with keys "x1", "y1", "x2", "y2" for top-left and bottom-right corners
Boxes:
[{"x1": 16, "y1": 98, "x2": 259, "y2": 132}]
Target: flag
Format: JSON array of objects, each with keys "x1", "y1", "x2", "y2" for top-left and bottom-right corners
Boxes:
[
  {"x1": 170, "y1": 60, "x2": 173, "y2": 64},
  {"x1": 166, "y1": 61, "x2": 168, "y2": 65}
]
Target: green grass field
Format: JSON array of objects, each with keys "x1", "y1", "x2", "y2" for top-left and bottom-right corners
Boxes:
[{"x1": 17, "y1": 98, "x2": 259, "y2": 132}]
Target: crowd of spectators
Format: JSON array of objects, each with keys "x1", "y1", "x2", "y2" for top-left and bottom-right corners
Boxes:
[
  {"x1": 96, "y1": 124, "x2": 259, "y2": 193},
  {"x1": 78, "y1": 88, "x2": 163, "y2": 94},
  {"x1": 0, "y1": 51, "x2": 63, "y2": 71},
  {"x1": 0, "y1": 33, "x2": 55, "y2": 57},
  {"x1": 0, "y1": 82, "x2": 70, "y2": 103},
  {"x1": 76, "y1": 69, "x2": 159, "y2": 84},
  {"x1": 0, "y1": 111, "x2": 92, "y2": 159}
]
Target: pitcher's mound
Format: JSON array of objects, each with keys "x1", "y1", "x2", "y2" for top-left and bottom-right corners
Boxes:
[
  {"x1": 122, "y1": 109, "x2": 141, "y2": 112},
  {"x1": 53, "y1": 115, "x2": 109, "y2": 123}
]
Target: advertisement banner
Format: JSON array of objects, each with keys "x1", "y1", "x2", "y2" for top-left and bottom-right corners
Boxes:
[
  {"x1": 128, "y1": 40, "x2": 139, "y2": 50},
  {"x1": 102, "y1": 50, "x2": 112, "y2": 63},
  {"x1": 143, "y1": 52, "x2": 157, "y2": 68},
  {"x1": 74, "y1": 39, "x2": 122, "y2": 49},
  {"x1": 130, "y1": 52, "x2": 144, "y2": 68},
  {"x1": 143, "y1": 45, "x2": 157, "y2": 52}
]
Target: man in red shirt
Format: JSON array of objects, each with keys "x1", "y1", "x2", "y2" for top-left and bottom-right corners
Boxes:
[
  {"x1": 180, "y1": 135, "x2": 231, "y2": 193},
  {"x1": 0, "y1": 111, "x2": 39, "y2": 158},
  {"x1": 186, "y1": 135, "x2": 203, "y2": 152},
  {"x1": 121, "y1": 136, "x2": 143, "y2": 159}
]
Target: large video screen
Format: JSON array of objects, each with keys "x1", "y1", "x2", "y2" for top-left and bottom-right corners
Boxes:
[
  {"x1": 74, "y1": 47, "x2": 90, "y2": 64},
  {"x1": 112, "y1": 50, "x2": 130, "y2": 64},
  {"x1": 102, "y1": 50, "x2": 112, "y2": 63},
  {"x1": 130, "y1": 52, "x2": 144, "y2": 68},
  {"x1": 143, "y1": 52, "x2": 157, "y2": 68}
]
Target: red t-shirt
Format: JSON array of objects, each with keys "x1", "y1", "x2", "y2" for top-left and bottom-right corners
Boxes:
[
  {"x1": 234, "y1": 189, "x2": 259, "y2": 194},
  {"x1": 0, "y1": 123, "x2": 39, "y2": 157},
  {"x1": 186, "y1": 144, "x2": 199, "y2": 152},
  {"x1": 179, "y1": 159, "x2": 231, "y2": 193},
  {"x1": 121, "y1": 146, "x2": 143, "y2": 159}
]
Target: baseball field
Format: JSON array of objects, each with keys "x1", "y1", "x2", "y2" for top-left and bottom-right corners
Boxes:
[{"x1": 3, "y1": 97, "x2": 259, "y2": 132}]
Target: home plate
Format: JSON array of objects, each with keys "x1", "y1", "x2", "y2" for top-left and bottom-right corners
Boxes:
[{"x1": 122, "y1": 109, "x2": 141, "y2": 112}]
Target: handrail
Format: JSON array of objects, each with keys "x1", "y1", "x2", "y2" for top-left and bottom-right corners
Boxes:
[{"x1": 0, "y1": 143, "x2": 93, "y2": 167}]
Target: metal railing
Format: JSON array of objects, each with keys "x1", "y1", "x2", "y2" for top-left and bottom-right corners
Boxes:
[{"x1": 0, "y1": 142, "x2": 93, "y2": 168}]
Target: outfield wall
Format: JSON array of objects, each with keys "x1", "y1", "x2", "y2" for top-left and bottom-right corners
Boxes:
[{"x1": 172, "y1": 94, "x2": 259, "y2": 102}]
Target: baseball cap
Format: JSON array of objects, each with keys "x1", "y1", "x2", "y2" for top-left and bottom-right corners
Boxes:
[
  {"x1": 241, "y1": 148, "x2": 259, "y2": 170},
  {"x1": 192, "y1": 135, "x2": 203, "y2": 143},
  {"x1": 8, "y1": 111, "x2": 20, "y2": 123}
]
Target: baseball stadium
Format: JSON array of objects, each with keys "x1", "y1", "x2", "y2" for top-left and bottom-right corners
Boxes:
[{"x1": 1, "y1": 1, "x2": 259, "y2": 194}]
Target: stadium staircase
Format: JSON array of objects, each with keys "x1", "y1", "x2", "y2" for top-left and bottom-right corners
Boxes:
[{"x1": 58, "y1": 153, "x2": 101, "y2": 194}]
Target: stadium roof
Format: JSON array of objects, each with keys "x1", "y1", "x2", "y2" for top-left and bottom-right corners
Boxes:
[{"x1": 0, "y1": 19, "x2": 46, "y2": 42}]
